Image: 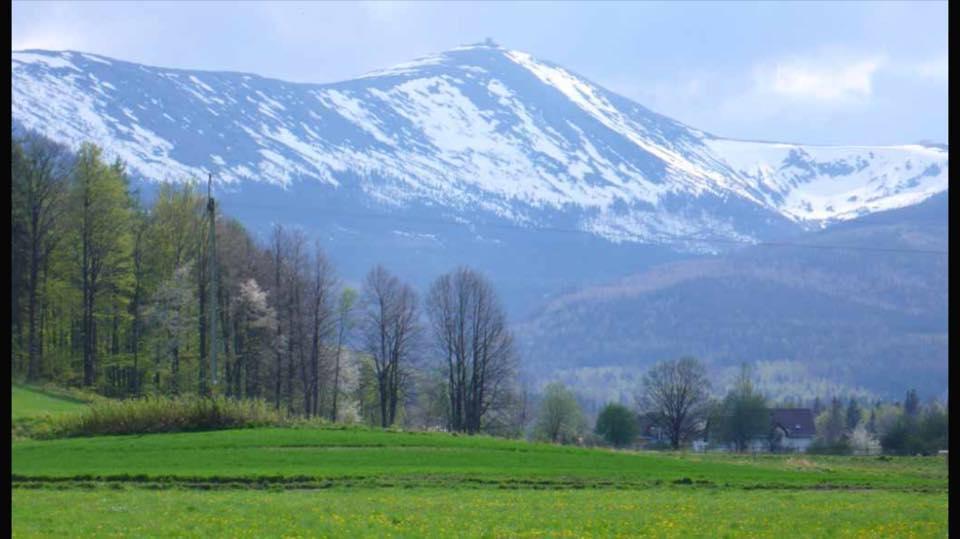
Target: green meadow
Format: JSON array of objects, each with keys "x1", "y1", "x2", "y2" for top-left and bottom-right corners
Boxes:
[
  {"x1": 10, "y1": 391, "x2": 947, "y2": 537},
  {"x1": 11, "y1": 384, "x2": 87, "y2": 420},
  {"x1": 13, "y1": 487, "x2": 945, "y2": 538}
]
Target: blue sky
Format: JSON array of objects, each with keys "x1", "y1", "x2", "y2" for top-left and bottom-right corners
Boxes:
[{"x1": 12, "y1": 1, "x2": 947, "y2": 145}]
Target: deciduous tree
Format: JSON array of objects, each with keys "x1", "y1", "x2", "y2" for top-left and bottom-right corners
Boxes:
[
  {"x1": 638, "y1": 357, "x2": 712, "y2": 450},
  {"x1": 427, "y1": 267, "x2": 516, "y2": 434}
]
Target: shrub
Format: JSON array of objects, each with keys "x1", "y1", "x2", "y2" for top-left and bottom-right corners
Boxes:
[{"x1": 31, "y1": 396, "x2": 291, "y2": 439}]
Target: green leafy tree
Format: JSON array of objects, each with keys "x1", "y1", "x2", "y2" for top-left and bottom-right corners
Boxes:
[
  {"x1": 11, "y1": 137, "x2": 27, "y2": 372},
  {"x1": 13, "y1": 133, "x2": 71, "y2": 381},
  {"x1": 533, "y1": 382, "x2": 586, "y2": 444},
  {"x1": 714, "y1": 364, "x2": 768, "y2": 452},
  {"x1": 917, "y1": 403, "x2": 948, "y2": 453},
  {"x1": 881, "y1": 402, "x2": 948, "y2": 455},
  {"x1": 67, "y1": 144, "x2": 134, "y2": 387},
  {"x1": 810, "y1": 397, "x2": 851, "y2": 454},
  {"x1": 594, "y1": 402, "x2": 638, "y2": 448},
  {"x1": 331, "y1": 287, "x2": 357, "y2": 422}
]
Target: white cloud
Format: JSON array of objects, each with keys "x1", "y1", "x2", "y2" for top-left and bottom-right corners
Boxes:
[
  {"x1": 12, "y1": 27, "x2": 85, "y2": 51},
  {"x1": 913, "y1": 54, "x2": 947, "y2": 81},
  {"x1": 755, "y1": 54, "x2": 885, "y2": 102}
]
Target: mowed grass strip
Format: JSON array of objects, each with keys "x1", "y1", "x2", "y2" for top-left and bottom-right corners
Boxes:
[
  {"x1": 11, "y1": 427, "x2": 946, "y2": 491},
  {"x1": 11, "y1": 487, "x2": 947, "y2": 538},
  {"x1": 11, "y1": 385, "x2": 87, "y2": 419}
]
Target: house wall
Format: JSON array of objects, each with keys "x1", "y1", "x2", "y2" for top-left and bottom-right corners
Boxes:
[
  {"x1": 782, "y1": 437, "x2": 812, "y2": 452},
  {"x1": 692, "y1": 436, "x2": 813, "y2": 453}
]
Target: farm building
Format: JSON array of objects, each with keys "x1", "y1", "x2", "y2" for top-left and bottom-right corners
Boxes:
[{"x1": 693, "y1": 408, "x2": 816, "y2": 453}]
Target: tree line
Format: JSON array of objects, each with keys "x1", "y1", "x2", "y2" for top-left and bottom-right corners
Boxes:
[
  {"x1": 10, "y1": 131, "x2": 947, "y2": 452},
  {"x1": 10, "y1": 132, "x2": 522, "y2": 434},
  {"x1": 529, "y1": 358, "x2": 947, "y2": 456}
]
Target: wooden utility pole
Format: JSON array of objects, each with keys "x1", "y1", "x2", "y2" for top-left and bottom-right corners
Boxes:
[{"x1": 208, "y1": 173, "x2": 218, "y2": 387}]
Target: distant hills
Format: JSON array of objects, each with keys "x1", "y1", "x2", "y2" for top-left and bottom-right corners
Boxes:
[{"x1": 518, "y1": 193, "x2": 947, "y2": 402}]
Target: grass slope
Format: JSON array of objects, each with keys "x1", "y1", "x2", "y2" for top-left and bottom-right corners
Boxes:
[{"x1": 11, "y1": 385, "x2": 87, "y2": 419}]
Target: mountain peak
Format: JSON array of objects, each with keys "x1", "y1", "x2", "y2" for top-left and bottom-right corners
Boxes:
[
  {"x1": 11, "y1": 45, "x2": 949, "y2": 241},
  {"x1": 456, "y1": 38, "x2": 503, "y2": 50}
]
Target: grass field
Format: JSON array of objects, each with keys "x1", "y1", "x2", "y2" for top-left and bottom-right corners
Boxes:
[
  {"x1": 10, "y1": 393, "x2": 948, "y2": 537},
  {"x1": 11, "y1": 427, "x2": 947, "y2": 490},
  {"x1": 11, "y1": 384, "x2": 87, "y2": 420},
  {"x1": 13, "y1": 487, "x2": 946, "y2": 538}
]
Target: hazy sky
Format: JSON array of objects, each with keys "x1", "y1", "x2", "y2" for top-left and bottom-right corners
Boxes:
[{"x1": 12, "y1": 1, "x2": 948, "y2": 145}]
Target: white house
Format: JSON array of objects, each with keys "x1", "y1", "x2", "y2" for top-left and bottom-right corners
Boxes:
[
  {"x1": 768, "y1": 408, "x2": 816, "y2": 453},
  {"x1": 694, "y1": 408, "x2": 816, "y2": 453}
]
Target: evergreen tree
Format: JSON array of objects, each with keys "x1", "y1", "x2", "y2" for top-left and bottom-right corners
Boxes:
[
  {"x1": 812, "y1": 396, "x2": 823, "y2": 416},
  {"x1": 904, "y1": 389, "x2": 920, "y2": 418},
  {"x1": 594, "y1": 402, "x2": 638, "y2": 448},
  {"x1": 845, "y1": 398, "x2": 861, "y2": 431}
]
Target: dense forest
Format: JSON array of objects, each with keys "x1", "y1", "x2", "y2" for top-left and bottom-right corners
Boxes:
[{"x1": 10, "y1": 132, "x2": 525, "y2": 434}]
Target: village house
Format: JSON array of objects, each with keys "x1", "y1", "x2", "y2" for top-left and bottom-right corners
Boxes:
[
  {"x1": 693, "y1": 408, "x2": 816, "y2": 453},
  {"x1": 768, "y1": 408, "x2": 816, "y2": 453}
]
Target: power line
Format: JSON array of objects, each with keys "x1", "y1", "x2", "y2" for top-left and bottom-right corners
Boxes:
[{"x1": 214, "y1": 199, "x2": 949, "y2": 257}]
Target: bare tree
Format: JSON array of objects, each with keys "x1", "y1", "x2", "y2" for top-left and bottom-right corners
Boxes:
[
  {"x1": 269, "y1": 225, "x2": 287, "y2": 410},
  {"x1": 306, "y1": 243, "x2": 336, "y2": 418},
  {"x1": 360, "y1": 265, "x2": 419, "y2": 428},
  {"x1": 638, "y1": 357, "x2": 712, "y2": 449},
  {"x1": 270, "y1": 228, "x2": 310, "y2": 415},
  {"x1": 427, "y1": 267, "x2": 516, "y2": 434}
]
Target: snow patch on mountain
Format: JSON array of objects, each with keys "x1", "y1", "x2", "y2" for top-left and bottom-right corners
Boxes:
[
  {"x1": 706, "y1": 139, "x2": 948, "y2": 221},
  {"x1": 11, "y1": 46, "x2": 949, "y2": 244}
]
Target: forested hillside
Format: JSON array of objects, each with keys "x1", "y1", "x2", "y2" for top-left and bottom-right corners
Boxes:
[{"x1": 518, "y1": 193, "x2": 948, "y2": 403}]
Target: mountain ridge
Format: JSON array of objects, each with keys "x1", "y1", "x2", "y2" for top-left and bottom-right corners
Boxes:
[
  {"x1": 11, "y1": 44, "x2": 948, "y2": 398},
  {"x1": 12, "y1": 45, "x2": 948, "y2": 246}
]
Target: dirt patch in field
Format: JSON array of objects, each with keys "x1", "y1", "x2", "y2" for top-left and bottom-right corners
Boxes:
[{"x1": 785, "y1": 458, "x2": 831, "y2": 472}]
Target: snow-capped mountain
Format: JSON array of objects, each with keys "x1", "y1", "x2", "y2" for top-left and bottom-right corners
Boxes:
[{"x1": 11, "y1": 42, "x2": 948, "y2": 246}]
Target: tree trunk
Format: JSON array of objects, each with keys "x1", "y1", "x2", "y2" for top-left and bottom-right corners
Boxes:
[
  {"x1": 198, "y1": 255, "x2": 208, "y2": 397},
  {"x1": 26, "y1": 253, "x2": 39, "y2": 381},
  {"x1": 330, "y1": 343, "x2": 342, "y2": 422}
]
